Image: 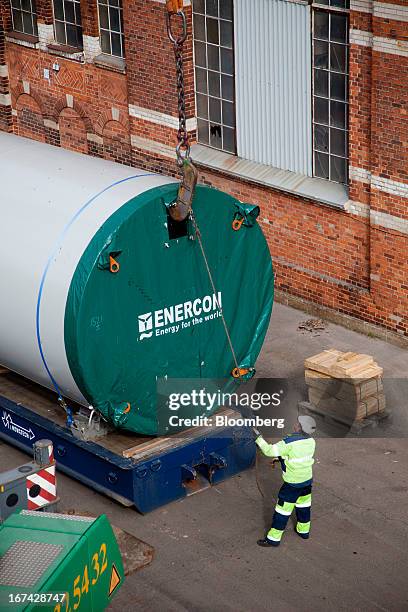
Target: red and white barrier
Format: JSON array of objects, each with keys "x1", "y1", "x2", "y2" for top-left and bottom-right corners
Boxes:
[{"x1": 26, "y1": 441, "x2": 57, "y2": 510}]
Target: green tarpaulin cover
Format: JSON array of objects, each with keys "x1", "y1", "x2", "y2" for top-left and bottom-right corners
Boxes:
[{"x1": 65, "y1": 184, "x2": 274, "y2": 435}]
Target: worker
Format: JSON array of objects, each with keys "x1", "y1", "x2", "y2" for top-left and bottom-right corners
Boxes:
[{"x1": 254, "y1": 415, "x2": 316, "y2": 547}]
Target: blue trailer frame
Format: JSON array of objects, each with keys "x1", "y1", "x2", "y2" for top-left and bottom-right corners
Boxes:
[{"x1": 0, "y1": 393, "x2": 255, "y2": 513}]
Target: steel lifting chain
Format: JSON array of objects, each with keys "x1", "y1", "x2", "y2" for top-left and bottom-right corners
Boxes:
[
  {"x1": 166, "y1": 2, "x2": 198, "y2": 222},
  {"x1": 166, "y1": 3, "x2": 190, "y2": 166},
  {"x1": 174, "y1": 25, "x2": 189, "y2": 164},
  {"x1": 165, "y1": 2, "x2": 243, "y2": 381}
]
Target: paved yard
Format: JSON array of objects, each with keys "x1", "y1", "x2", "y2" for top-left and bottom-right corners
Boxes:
[{"x1": 1, "y1": 303, "x2": 407, "y2": 611}]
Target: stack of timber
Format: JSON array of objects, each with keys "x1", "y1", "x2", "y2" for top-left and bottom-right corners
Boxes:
[{"x1": 304, "y1": 350, "x2": 385, "y2": 423}]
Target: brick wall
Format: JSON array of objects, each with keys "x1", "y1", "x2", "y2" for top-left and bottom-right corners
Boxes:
[
  {"x1": 0, "y1": 0, "x2": 12, "y2": 131},
  {"x1": 0, "y1": 0, "x2": 407, "y2": 339},
  {"x1": 5, "y1": 41, "x2": 130, "y2": 155}
]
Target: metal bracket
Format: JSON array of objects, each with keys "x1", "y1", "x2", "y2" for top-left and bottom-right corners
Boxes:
[
  {"x1": 209, "y1": 452, "x2": 227, "y2": 469},
  {"x1": 181, "y1": 464, "x2": 197, "y2": 482},
  {"x1": 70, "y1": 407, "x2": 112, "y2": 441},
  {"x1": 168, "y1": 159, "x2": 198, "y2": 221}
]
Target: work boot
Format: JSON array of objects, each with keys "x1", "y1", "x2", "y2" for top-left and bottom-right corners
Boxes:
[
  {"x1": 294, "y1": 527, "x2": 309, "y2": 540},
  {"x1": 257, "y1": 538, "x2": 280, "y2": 547}
]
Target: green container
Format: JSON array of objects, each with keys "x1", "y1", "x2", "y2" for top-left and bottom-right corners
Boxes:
[{"x1": 0, "y1": 510, "x2": 124, "y2": 611}]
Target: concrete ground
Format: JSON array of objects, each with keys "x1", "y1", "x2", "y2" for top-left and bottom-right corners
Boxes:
[{"x1": 1, "y1": 303, "x2": 408, "y2": 611}]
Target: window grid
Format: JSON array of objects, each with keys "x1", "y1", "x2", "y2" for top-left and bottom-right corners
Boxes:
[
  {"x1": 53, "y1": 0, "x2": 83, "y2": 49},
  {"x1": 193, "y1": 0, "x2": 236, "y2": 154},
  {"x1": 98, "y1": 0, "x2": 125, "y2": 58},
  {"x1": 10, "y1": 0, "x2": 38, "y2": 36},
  {"x1": 313, "y1": 0, "x2": 350, "y2": 12},
  {"x1": 312, "y1": 6, "x2": 349, "y2": 185}
]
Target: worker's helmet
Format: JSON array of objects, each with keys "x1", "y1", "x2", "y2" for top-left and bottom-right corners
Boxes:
[{"x1": 298, "y1": 415, "x2": 316, "y2": 435}]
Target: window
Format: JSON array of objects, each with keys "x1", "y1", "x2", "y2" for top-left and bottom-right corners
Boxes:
[
  {"x1": 193, "y1": 0, "x2": 236, "y2": 154},
  {"x1": 193, "y1": 0, "x2": 349, "y2": 189},
  {"x1": 313, "y1": 0, "x2": 350, "y2": 7},
  {"x1": 53, "y1": 0, "x2": 83, "y2": 48},
  {"x1": 98, "y1": 0, "x2": 124, "y2": 58},
  {"x1": 233, "y1": 0, "x2": 313, "y2": 175},
  {"x1": 10, "y1": 0, "x2": 38, "y2": 36},
  {"x1": 313, "y1": 1, "x2": 349, "y2": 184}
]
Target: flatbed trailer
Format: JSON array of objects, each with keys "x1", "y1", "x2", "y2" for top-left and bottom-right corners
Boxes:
[{"x1": 0, "y1": 371, "x2": 255, "y2": 513}]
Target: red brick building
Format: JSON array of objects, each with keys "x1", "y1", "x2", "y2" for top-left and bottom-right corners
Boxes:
[{"x1": 1, "y1": 0, "x2": 407, "y2": 342}]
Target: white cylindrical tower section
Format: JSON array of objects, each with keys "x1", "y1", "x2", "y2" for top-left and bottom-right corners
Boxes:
[{"x1": 0, "y1": 133, "x2": 175, "y2": 403}]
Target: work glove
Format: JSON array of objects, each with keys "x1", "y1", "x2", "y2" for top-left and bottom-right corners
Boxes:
[{"x1": 252, "y1": 427, "x2": 261, "y2": 439}]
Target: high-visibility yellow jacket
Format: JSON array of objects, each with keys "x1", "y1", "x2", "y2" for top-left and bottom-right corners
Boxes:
[{"x1": 256, "y1": 432, "x2": 316, "y2": 487}]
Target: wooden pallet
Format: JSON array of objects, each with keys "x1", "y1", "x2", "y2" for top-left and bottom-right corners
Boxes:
[
  {"x1": 304, "y1": 349, "x2": 383, "y2": 380},
  {"x1": 305, "y1": 368, "x2": 384, "y2": 401},
  {"x1": 308, "y1": 388, "x2": 386, "y2": 421},
  {"x1": 299, "y1": 401, "x2": 390, "y2": 433}
]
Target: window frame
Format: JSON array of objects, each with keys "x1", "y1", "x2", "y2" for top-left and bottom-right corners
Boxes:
[
  {"x1": 97, "y1": 0, "x2": 125, "y2": 59},
  {"x1": 10, "y1": 0, "x2": 38, "y2": 37},
  {"x1": 313, "y1": 0, "x2": 350, "y2": 10},
  {"x1": 192, "y1": 0, "x2": 237, "y2": 155},
  {"x1": 52, "y1": 0, "x2": 83, "y2": 49},
  {"x1": 311, "y1": 1, "x2": 350, "y2": 185}
]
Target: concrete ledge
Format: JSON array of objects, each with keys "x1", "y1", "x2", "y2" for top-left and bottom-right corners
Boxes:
[
  {"x1": 131, "y1": 134, "x2": 176, "y2": 160},
  {"x1": 44, "y1": 118, "x2": 59, "y2": 130},
  {"x1": 93, "y1": 53, "x2": 126, "y2": 73},
  {"x1": 47, "y1": 44, "x2": 84, "y2": 62},
  {"x1": 275, "y1": 290, "x2": 408, "y2": 349},
  {"x1": 6, "y1": 31, "x2": 39, "y2": 49},
  {"x1": 191, "y1": 144, "x2": 349, "y2": 210},
  {"x1": 87, "y1": 132, "x2": 103, "y2": 145},
  {"x1": 0, "y1": 93, "x2": 12, "y2": 106},
  {"x1": 129, "y1": 104, "x2": 197, "y2": 132}
]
